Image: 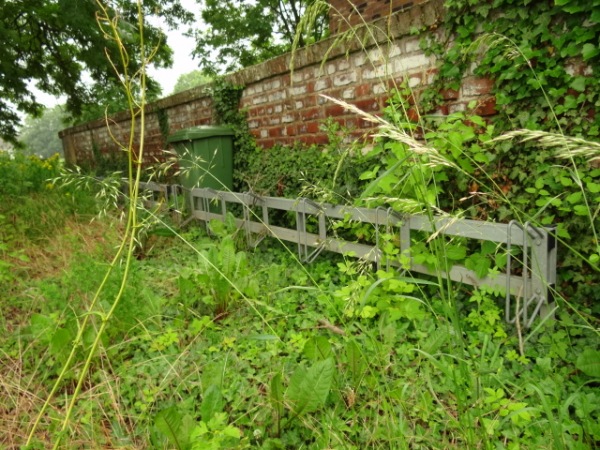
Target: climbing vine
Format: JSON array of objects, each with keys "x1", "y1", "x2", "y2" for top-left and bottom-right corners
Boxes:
[
  {"x1": 209, "y1": 79, "x2": 369, "y2": 198},
  {"x1": 208, "y1": 78, "x2": 257, "y2": 192},
  {"x1": 411, "y1": 0, "x2": 600, "y2": 305},
  {"x1": 429, "y1": 0, "x2": 600, "y2": 136}
]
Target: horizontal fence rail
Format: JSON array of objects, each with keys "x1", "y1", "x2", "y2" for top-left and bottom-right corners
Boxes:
[{"x1": 139, "y1": 182, "x2": 557, "y2": 328}]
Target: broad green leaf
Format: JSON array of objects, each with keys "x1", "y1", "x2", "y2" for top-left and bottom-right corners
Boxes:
[
  {"x1": 359, "y1": 165, "x2": 380, "y2": 180},
  {"x1": 200, "y1": 385, "x2": 224, "y2": 422},
  {"x1": 270, "y1": 372, "x2": 284, "y2": 419},
  {"x1": 586, "y1": 182, "x2": 600, "y2": 193},
  {"x1": 576, "y1": 349, "x2": 600, "y2": 377},
  {"x1": 286, "y1": 358, "x2": 335, "y2": 417},
  {"x1": 303, "y1": 336, "x2": 332, "y2": 361},
  {"x1": 246, "y1": 334, "x2": 278, "y2": 341},
  {"x1": 582, "y1": 43, "x2": 600, "y2": 61},
  {"x1": 345, "y1": 339, "x2": 365, "y2": 387},
  {"x1": 566, "y1": 191, "x2": 582, "y2": 204},
  {"x1": 465, "y1": 253, "x2": 491, "y2": 278},
  {"x1": 570, "y1": 77, "x2": 586, "y2": 92},
  {"x1": 481, "y1": 240, "x2": 497, "y2": 256},
  {"x1": 154, "y1": 406, "x2": 190, "y2": 450},
  {"x1": 389, "y1": 297, "x2": 427, "y2": 321},
  {"x1": 28, "y1": 314, "x2": 57, "y2": 345},
  {"x1": 446, "y1": 244, "x2": 467, "y2": 261},
  {"x1": 50, "y1": 327, "x2": 73, "y2": 356},
  {"x1": 221, "y1": 425, "x2": 241, "y2": 439}
]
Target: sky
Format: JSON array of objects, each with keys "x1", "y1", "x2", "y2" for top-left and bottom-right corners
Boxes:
[
  {"x1": 146, "y1": 0, "x2": 200, "y2": 96},
  {"x1": 36, "y1": 0, "x2": 199, "y2": 107}
]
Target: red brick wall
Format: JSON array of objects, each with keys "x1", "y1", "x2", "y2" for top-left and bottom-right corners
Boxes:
[
  {"x1": 60, "y1": 0, "x2": 496, "y2": 168},
  {"x1": 329, "y1": 0, "x2": 429, "y2": 33}
]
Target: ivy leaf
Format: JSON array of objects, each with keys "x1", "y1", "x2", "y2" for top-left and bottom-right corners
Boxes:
[
  {"x1": 576, "y1": 349, "x2": 600, "y2": 377},
  {"x1": 286, "y1": 358, "x2": 335, "y2": 417},
  {"x1": 582, "y1": 43, "x2": 600, "y2": 61},
  {"x1": 570, "y1": 77, "x2": 586, "y2": 92}
]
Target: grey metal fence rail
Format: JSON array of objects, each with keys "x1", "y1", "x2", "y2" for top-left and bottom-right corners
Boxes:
[{"x1": 139, "y1": 182, "x2": 557, "y2": 327}]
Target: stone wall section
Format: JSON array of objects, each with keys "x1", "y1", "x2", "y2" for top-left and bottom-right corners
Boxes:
[{"x1": 60, "y1": 0, "x2": 497, "y2": 167}]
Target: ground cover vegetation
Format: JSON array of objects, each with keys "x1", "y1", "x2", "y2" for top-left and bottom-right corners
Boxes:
[{"x1": 1, "y1": 0, "x2": 599, "y2": 448}]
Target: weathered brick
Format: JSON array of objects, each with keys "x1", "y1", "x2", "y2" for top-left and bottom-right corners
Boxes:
[
  {"x1": 462, "y1": 77, "x2": 494, "y2": 97},
  {"x1": 393, "y1": 53, "x2": 431, "y2": 72},
  {"x1": 301, "y1": 107, "x2": 320, "y2": 120},
  {"x1": 473, "y1": 97, "x2": 497, "y2": 116},
  {"x1": 355, "y1": 83, "x2": 371, "y2": 97},
  {"x1": 373, "y1": 82, "x2": 388, "y2": 95},
  {"x1": 440, "y1": 88, "x2": 459, "y2": 100},
  {"x1": 334, "y1": 72, "x2": 358, "y2": 86},
  {"x1": 354, "y1": 98, "x2": 381, "y2": 112},
  {"x1": 403, "y1": 37, "x2": 421, "y2": 54},
  {"x1": 314, "y1": 78, "x2": 330, "y2": 91},
  {"x1": 337, "y1": 59, "x2": 351, "y2": 71},
  {"x1": 325, "y1": 104, "x2": 346, "y2": 117},
  {"x1": 268, "y1": 91, "x2": 287, "y2": 102},
  {"x1": 290, "y1": 85, "x2": 308, "y2": 96},
  {"x1": 342, "y1": 88, "x2": 355, "y2": 99}
]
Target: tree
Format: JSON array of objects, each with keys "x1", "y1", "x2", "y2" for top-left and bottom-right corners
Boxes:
[
  {"x1": 191, "y1": 0, "x2": 328, "y2": 74},
  {"x1": 171, "y1": 69, "x2": 212, "y2": 94},
  {"x1": 18, "y1": 105, "x2": 68, "y2": 158},
  {"x1": 0, "y1": 0, "x2": 193, "y2": 144}
]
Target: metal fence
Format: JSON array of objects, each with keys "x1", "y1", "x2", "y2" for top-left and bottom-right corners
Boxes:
[{"x1": 139, "y1": 182, "x2": 557, "y2": 328}]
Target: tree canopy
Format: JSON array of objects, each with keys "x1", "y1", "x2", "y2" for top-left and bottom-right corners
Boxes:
[
  {"x1": 192, "y1": 0, "x2": 328, "y2": 74},
  {"x1": 18, "y1": 105, "x2": 67, "y2": 158},
  {"x1": 171, "y1": 69, "x2": 212, "y2": 94},
  {"x1": 0, "y1": 0, "x2": 193, "y2": 144}
]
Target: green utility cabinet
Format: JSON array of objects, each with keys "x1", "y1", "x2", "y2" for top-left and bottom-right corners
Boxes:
[{"x1": 167, "y1": 125, "x2": 235, "y2": 192}]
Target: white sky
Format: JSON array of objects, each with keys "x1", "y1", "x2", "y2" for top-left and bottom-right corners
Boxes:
[
  {"x1": 146, "y1": 0, "x2": 199, "y2": 96},
  {"x1": 36, "y1": 0, "x2": 199, "y2": 107}
]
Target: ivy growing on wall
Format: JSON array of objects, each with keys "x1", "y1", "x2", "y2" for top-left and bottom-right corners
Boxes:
[
  {"x1": 414, "y1": 0, "x2": 600, "y2": 305},
  {"x1": 209, "y1": 79, "x2": 369, "y2": 198},
  {"x1": 427, "y1": 0, "x2": 600, "y2": 136},
  {"x1": 208, "y1": 78, "x2": 258, "y2": 192}
]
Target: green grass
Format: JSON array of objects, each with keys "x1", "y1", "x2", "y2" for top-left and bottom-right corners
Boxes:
[{"x1": 2, "y1": 200, "x2": 599, "y2": 448}]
